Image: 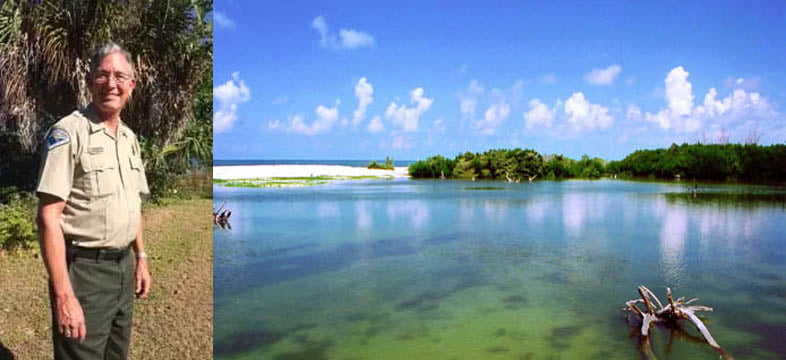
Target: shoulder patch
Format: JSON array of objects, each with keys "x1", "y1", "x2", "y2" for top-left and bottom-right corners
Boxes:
[{"x1": 46, "y1": 128, "x2": 70, "y2": 150}]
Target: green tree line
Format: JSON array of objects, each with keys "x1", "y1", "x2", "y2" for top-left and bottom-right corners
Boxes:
[
  {"x1": 408, "y1": 148, "x2": 606, "y2": 181},
  {"x1": 410, "y1": 143, "x2": 786, "y2": 182},
  {"x1": 608, "y1": 143, "x2": 786, "y2": 182}
]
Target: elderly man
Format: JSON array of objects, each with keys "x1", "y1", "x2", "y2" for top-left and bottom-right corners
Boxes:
[{"x1": 36, "y1": 42, "x2": 151, "y2": 359}]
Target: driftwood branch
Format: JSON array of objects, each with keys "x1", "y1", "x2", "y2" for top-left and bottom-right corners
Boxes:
[
  {"x1": 213, "y1": 202, "x2": 232, "y2": 229},
  {"x1": 623, "y1": 285, "x2": 733, "y2": 360}
]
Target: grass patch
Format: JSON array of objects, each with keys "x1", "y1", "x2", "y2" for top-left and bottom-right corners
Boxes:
[
  {"x1": 0, "y1": 199, "x2": 212, "y2": 359},
  {"x1": 223, "y1": 180, "x2": 329, "y2": 188},
  {"x1": 269, "y1": 176, "x2": 334, "y2": 181},
  {"x1": 214, "y1": 175, "x2": 394, "y2": 188}
]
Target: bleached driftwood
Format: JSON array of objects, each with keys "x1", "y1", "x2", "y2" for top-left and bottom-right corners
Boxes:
[
  {"x1": 213, "y1": 202, "x2": 232, "y2": 229},
  {"x1": 623, "y1": 285, "x2": 732, "y2": 360}
]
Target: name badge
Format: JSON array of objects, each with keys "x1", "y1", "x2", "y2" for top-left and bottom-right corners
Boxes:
[{"x1": 88, "y1": 147, "x2": 104, "y2": 155}]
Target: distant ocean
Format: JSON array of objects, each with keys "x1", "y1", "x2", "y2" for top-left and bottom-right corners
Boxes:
[{"x1": 214, "y1": 159, "x2": 416, "y2": 167}]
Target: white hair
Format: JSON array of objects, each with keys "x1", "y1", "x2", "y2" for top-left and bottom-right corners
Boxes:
[{"x1": 88, "y1": 41, "x2": 135, "y2": 79}]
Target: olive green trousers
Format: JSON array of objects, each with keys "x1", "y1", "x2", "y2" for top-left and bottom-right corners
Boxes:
[{"x1": 50, "y1": 250, "x2": 135, "y2": 360}]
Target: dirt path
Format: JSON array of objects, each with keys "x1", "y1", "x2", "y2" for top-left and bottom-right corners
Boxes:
[{"x1": 0, "y1": 199, "x2": 213, "y2": 359}]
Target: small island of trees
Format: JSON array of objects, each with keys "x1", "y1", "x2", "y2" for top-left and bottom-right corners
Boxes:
[
  {"x1": 409, "y1": 143, "x2": 786, "y2": 183},
  {"x1": 368, "y1": 156, "x2": 395, "y2": 170}
]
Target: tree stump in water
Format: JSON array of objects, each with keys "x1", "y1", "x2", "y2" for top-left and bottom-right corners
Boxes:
[{"x1": 623, "y1": 285, "x2": 733, "y2": 359}]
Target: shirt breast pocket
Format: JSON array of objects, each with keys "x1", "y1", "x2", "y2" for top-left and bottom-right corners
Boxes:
[
  {"x1": 128, "y1": 156, "x2": 144, "y2": 191},
  {"x1": 79, "y1": 154, "x2": 118, "y2": 197}
]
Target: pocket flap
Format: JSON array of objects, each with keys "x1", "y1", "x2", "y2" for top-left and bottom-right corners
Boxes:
[
  {"x1": 129, "y1": 156, "x2": 143, "y2": 170},
  {"x1": 80, "y1": 154, "x2": 116, "y2": 172}
]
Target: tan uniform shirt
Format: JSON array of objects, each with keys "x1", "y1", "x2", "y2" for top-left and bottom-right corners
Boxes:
[{"x1": 36, "y1": 108, "x2": 149, "y2": 249}]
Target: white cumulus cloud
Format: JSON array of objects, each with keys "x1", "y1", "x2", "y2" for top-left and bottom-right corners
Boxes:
[
  {"x1": 458, "y1": 80, "x2": 484, "y2": 119},
  {"x1": 665, "y1": 66, "x2": 694, "y2": 117},
  {"x1": 478, "y1": 102, "x2": 510, "y2": 135},
  {"x1": 459, "y1": 80, "x2": 521, "y2": 135},
  {"x1": 311, "y1": 16, "x2": 330, "y2": 45},
  {"x1": 564, "y1": 92, "x2": 613, "y2": 130},
  {"x1": 584, "y1": 64, "x2": 622, "y2": 85},
  {"x1": 643, "y1": 67, "x2": 776, "y2": 133},
  {"x1": 523, "y1": 98, "x2": 557, "y2": 129},
  {"x1": 339, "y1": 29, "x2": 375, "y2": 49},
  {"x1": 391, "y1": 135, "x2": 411, "y2": 149},
  {"x1": 311, "y1": 16, "x2": 375, "y2": 50},
  {"x1": 353, "y1": 77, "x2": 373, "y2": 125},
  {"x1": 626, "y1": 104, "x2": 642, "y2": 120},
  {"x1": 367, "y1": 115, "x2": 384, "y2": 133},
  {"x1": 385, "y1": 87, "x2": 433, "y2": 132},
  {"x1": 213, "y1": 11, "x2": 236, "y2": 29},
  {"x1": 273, "y1": 105, "x2": 339, "y2": 135},
  {"x1": 213, "y1": 72, "x2": 250, "y2": 133}
]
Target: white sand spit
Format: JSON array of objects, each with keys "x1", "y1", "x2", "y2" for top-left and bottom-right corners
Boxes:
[{"x1": 214, "y1": 165, "x2": 410, "y2": 180}]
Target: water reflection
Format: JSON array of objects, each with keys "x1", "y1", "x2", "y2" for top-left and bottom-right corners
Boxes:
[
  {"x1": 317, "y1": 202, "x2": 340, "y2": 218},
  {"x1": 659, "y1": 204, "x2": 687, "y2": 284},
  {"x1": 526, "y1": 199, "x2": 545, "y2": 225},
  {"x1": 561, "y1": 193, "x2": 608, "y2": 237},
  {"x1": 562, "y1": 194, "x2": 586, "y2": 236},
  {"x1": 483, "y1": 199, "x2": 509, "y2": 224},
  {"x1": 458, "y1": 199, "x2": 476, "y2": 230},
  {"x1": 386, "y1": 200, "x2": 430, "y2": 230},
  {"x1": 355, "y1": 201, "x2": 373, "y2": 231}
]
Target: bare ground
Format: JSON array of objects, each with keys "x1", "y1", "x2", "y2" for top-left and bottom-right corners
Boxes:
[{"x1": 0, "y1": 199, "x2": 213, "y2": 359}]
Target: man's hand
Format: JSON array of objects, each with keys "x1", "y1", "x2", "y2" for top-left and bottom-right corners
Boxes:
[
  {"x1": 135, "y1": 258, "x2": 151, "y2": 298},
  {"x1": 56, "y1": 295, "x2": 86, "y2": 342}
]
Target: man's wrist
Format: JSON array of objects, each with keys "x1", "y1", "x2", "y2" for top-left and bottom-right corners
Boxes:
[
  {"x1": 135, "y1": 251, "x2": 148, "y2": 259},
  {"x1": 54, "y1": 290, "x2": 76, "y2": 302}
]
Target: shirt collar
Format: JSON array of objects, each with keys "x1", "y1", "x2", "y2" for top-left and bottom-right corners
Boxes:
[{"x1": 84, "y1": 106, "x2": 130, "y2": 138}]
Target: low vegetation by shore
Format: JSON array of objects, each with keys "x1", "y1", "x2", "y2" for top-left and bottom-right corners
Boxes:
[
  {"x1": 0, "y1": 199, "x2": 213, "y2": 359},
  {"x1": 367, "y1": 156, "x2": 395, "y2": 170}
]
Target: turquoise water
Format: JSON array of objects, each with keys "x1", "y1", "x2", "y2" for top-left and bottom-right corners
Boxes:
[{"x1": 213, "y1": 179, "x2": 786, "y2": 359}]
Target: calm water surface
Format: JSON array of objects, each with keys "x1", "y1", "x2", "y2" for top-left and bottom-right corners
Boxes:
[{"x1": 213, "y1": 179, "x2": 786, "y2": 359}]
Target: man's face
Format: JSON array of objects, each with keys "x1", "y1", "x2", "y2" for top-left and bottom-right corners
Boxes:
[{"x1": 88, "y1": 52, "x2": 136, "y2": 115}]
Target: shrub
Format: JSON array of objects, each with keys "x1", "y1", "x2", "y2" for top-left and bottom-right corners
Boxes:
[{"x1": 0, "y1": 190, "x2": 38, "y2": 251}]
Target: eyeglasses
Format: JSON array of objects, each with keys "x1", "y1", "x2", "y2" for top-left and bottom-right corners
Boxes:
[{"x1": 93, "y1": 72, "x2": 134, "y2": 85}]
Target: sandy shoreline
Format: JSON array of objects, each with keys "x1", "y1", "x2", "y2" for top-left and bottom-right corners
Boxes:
[{"x1": 213, "y1": 164, "x2": 410, "y2": 180}]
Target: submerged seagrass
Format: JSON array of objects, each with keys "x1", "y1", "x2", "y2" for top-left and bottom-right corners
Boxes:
[{"x1": 214, "y1": 179, "x2": 786, "y2": 359}]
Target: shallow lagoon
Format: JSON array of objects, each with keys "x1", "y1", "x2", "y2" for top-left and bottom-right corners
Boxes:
[{"x1": 214, "y1": 179, "x2": 786, "y2": 359}]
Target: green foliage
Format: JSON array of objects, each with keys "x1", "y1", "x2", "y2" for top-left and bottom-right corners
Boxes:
[
  {"x1": 137, "y1": 72, "x2": 212, "y2": 202},
  {"x1": 409, "y1": 149, "x2": 544, "y2": 181},
  {"x1": 368, "y1": 156, "x2": 395, "y2": 170},
  {"x1": 0, "y1": 0, "x2": 213, "y2": 198},
  {"x1": 614, "y1": 143, "x2": 786, "y2": 182},
  {"x1": 574, "y1": 155, "x2": 605, "y2": 179},
  {"x1": 171, "y1": 76, "x2": 213, "y2": 170},
  {"x1": 543, "y1": 154, "x2": 574, "y2": 179},
  {"x1": 139, "y1": 138, "x2": 177, "y2": 202},
  {"x1": 0, "y1": 189, "x2": 37, "y2": 251},
  {"x1": 409, "y1": 155, "x2": 455, "y2": 178},
  {"x1": 452, "y1": 157, "x2": 477, "y2": 179}
]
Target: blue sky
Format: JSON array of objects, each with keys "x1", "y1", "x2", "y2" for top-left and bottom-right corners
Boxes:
[{"x1": 213, "y1": 1, "x2": 786, "y2": 161}]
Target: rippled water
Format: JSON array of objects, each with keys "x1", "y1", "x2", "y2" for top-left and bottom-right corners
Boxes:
[{"x1": 213, "y1": 179, "x2": 786, "y2": 359}]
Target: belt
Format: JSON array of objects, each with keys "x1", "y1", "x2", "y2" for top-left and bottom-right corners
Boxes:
[{"x1": 68, "y1": 245, "x2": 130, "y2": 262}]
